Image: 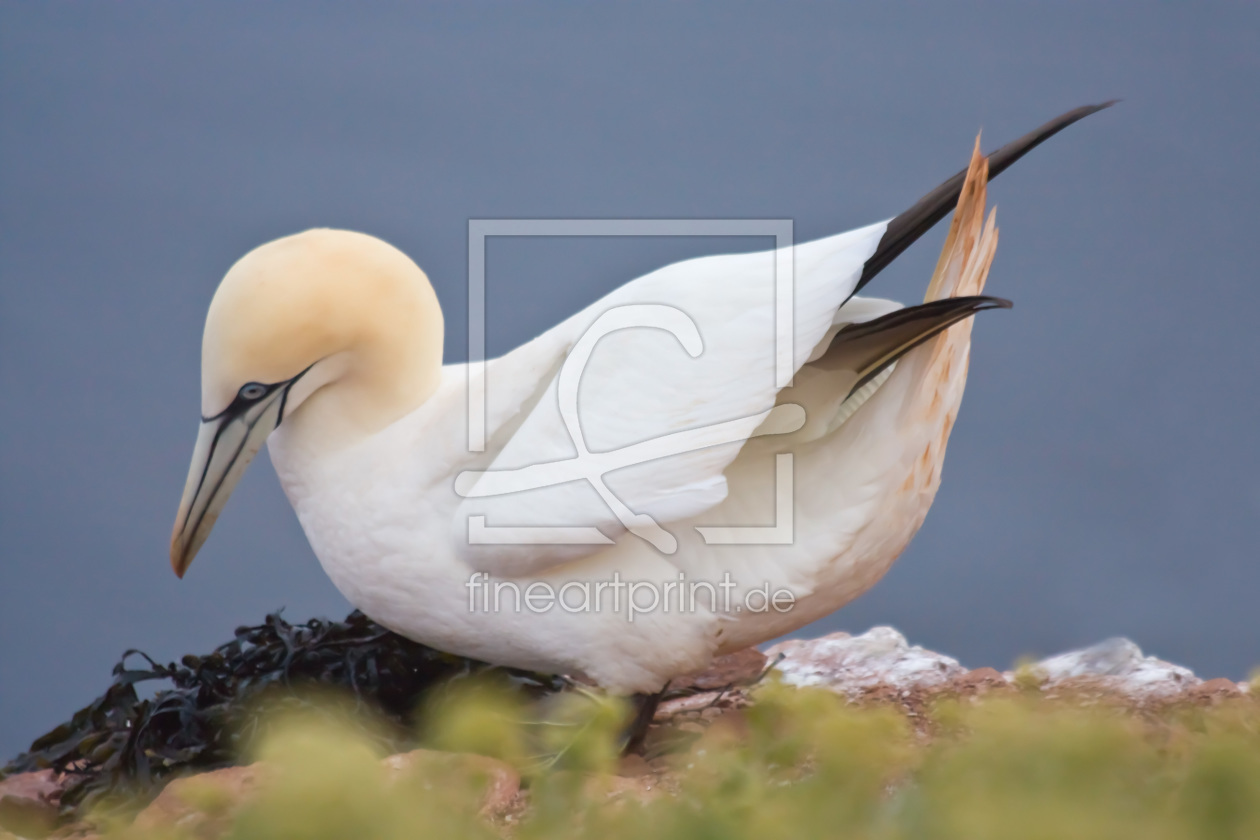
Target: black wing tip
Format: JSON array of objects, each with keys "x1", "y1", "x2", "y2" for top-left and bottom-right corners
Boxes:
[
  {"x1": 985, "y1": 99, "x2": 1118, "y2": 177},
  {"x1": 1057, "y1": 99, "x2": 1121, "y2": 119},
  {"x1": 930, "y1": 294, "x2": 1013, "y2": 312},
  {"x1": 853, "y1": 102, "x2": 1115, "y2": 294},
  {"x1": 842, "y1": 295, "x2": 1014, "y2": 339},
  {"x1": 979, "y1": 295, "x2": 1014, "y2": 311},
  {"x1": 1089, "y1": 98, "x2": 1122, "y2": 111}
]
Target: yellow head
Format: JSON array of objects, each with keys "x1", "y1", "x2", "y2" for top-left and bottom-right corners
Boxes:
[{"x1": 170, "y1": 228, "x2": 444, "y2": 577}]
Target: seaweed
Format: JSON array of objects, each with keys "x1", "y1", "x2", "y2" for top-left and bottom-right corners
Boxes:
[{"x1": 0, "y1": 610, "x2": 566, "y2": 819}]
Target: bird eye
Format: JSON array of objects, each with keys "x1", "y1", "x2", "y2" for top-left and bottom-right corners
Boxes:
[{"x1": 238, "y1": 382, "x2": 268, "y2": 401}]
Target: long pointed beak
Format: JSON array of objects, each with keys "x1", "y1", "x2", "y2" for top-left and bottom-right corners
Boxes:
[{"x1": 170, "y1": 387, "x2": 288, "y2": 577}]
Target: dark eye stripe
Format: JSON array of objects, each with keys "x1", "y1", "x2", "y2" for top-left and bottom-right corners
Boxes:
[
  {"x1": 202, "y1": 382, "x2": 281, "y2": 422},
  {"x1": 200, "y1": 362, "x2": 318, "y2": 424}
]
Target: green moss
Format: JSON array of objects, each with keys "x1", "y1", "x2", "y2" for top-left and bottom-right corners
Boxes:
[{"x1": 94, "y1": 678, "x2": 1260, "y2": 840}]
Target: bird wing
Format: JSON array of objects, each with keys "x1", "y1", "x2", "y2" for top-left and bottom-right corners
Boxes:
[
  {"x1": 452, "y1": 222, "x2": 890, "y2": 575},
  {"x1": 452, "y1": 103, "x2": 1113, "y2": 576}
]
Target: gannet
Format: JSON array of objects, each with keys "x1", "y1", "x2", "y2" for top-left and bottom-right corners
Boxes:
[{"x1": 171, "y1": 104, "x2": 1111, "y2": 695}]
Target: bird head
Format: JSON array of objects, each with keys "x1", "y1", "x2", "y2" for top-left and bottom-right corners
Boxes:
[{"x1": 169, "y1": 228, "x2": 443, "y2": 578}]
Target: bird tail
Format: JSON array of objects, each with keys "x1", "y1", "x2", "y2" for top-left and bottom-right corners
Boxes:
[
  {"x1": 809, "y1": 136, "x2": 1006, "y2": 436},
  {"x1": 924, "y1": 137, "x2": 999, "y2": 303}
]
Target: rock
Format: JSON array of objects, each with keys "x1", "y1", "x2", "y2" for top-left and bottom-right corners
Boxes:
[
  {"x1": 685, "y1": 709, "x2": 748, "y2": 756},
  {"x1": 131, "y1": 764, "x2": 269, "y2": 840},
  {"x1": 382, "y1": 750, "x2": 520, "y2": 816},
  {"x1": 1021, "y1": 637, "x2": 1200, "y2": 699},
  {"x1": 765, "y1": 627, "x2": 966, "y2": 696},
  {"x1": 655, "y1": 690, "x2": 726, "y2": 718},
  {"x1": 949, "y1": 667, "x2": 1015, "y2": 696},
  {"x1": 541, "y1": 770, "x2": 664, "y2": 806},
  {"x1": 0, "y1": 769, "x2": 66, "y2": 837},
  {"x1": 131, "y1": 749, "x2": 520, "y2": 837},
  {"x1": 615, "y1": 754, "x2": 654, "y2": 778},
  {"x1": 670, "y1": 648, "x2": 768, "y2": 692},
  {"x1": 1185, "y1": 677, "x2": 1245, "y2": 705},
  {"x1": 0, "y1": 770, "x2": 64, "y2": 804},
  {"x1": 582, "y1": 772, "x2": 662, "y2": 804},
  {"x1": 42, "y1": 823, "x2": 101, "y2": 840}
]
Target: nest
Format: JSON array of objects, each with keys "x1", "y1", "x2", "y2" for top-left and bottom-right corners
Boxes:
[{"x1": 0, "y1": 610, "x2": 565, "y2": 818}]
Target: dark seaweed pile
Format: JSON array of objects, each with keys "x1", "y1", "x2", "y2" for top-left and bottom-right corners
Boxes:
[{"x1": 0, "y1": 610, "x2": 565, "y2": 818}]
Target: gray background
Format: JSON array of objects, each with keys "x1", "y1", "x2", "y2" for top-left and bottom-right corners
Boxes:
[{"x1": 2, "y1": 2, "x2": 1257, "y2": 757}]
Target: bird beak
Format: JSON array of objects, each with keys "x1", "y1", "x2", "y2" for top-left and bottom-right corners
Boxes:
[{"x1": 169, "y1": 385, "x2": 290, "y2": 577}]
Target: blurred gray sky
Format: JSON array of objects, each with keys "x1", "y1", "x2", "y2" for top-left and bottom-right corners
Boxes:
[{"x1": 2, "y1": 2, "x2": 1258, "y2": 757}]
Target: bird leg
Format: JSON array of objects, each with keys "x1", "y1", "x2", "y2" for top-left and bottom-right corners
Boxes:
[{"x1": 621, "y1": 684, "x2": 669, "y2": 755}]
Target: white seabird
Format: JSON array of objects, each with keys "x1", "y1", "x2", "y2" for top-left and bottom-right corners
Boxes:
[{"x1": 171, "y1": 104, "x2": 1111, "y2": 694}]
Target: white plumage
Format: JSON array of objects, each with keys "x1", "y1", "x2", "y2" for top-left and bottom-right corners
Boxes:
[{"x1": 170, "y1": 106, "x2": 1109, "y2": 693}]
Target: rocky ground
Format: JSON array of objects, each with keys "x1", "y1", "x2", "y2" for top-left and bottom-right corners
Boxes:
[{"x1": 1, "y1": 628, "x2": 1251, "y2": 840}]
